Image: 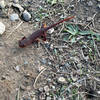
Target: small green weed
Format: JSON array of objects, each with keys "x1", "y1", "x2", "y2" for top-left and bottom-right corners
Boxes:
[
  {"x1": 62, "y1": 24, "x2": 100, "y2": 43},
  {"x1": 47, "y1": 0, "x2": 64, "y2": 5}
]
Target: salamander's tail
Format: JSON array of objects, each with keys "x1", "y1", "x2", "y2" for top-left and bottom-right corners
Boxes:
[
  {"x1": 45, "y1": 16, "x2": 75, "y2": 31},
  {"x1": 61, "y1": 16, "x2": 75, "y2": 22}
]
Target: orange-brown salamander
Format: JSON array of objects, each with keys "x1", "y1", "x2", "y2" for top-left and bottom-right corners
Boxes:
[{"x1": 19, "y1": 16, "x2": 74, "y2": 48}]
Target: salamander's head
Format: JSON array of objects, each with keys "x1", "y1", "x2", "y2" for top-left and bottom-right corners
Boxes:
[{"x1": 19, "y1": 36, "x2": 27, "y2": 48}]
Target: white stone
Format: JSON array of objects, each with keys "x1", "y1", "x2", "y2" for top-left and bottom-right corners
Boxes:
[
  {"x1": 0, "y1": 0, "x2": 6, "y2": 9},
  {"x1": 15, "y1": 65, "x2": 20, "y2": 72},
  {"x1": 48, "y1": 28, "x2": 54, "y2": 34},
  {"x1": 44, "y1": 85, "x2": 50, "y2": 92},
  {"x1": 13, "y1": 0, "x2": 19, "y2": 3},
  {"x1": 10, "y1": 13, "x2": 19, "y2": 21},
  {"x1": 58, "y1": 77, "x2": 66, "y2": 83},
  {"x1": 22, "y1": 10, "x2": 31, "y2": 22},
  {"x1": 97, "y1": 91, "x2": 100, "y2": 94},
  {"x1": 12, "y1": 3, "x2": 24, "y2": 12},
  {"x1": 0, "y1": 22, "x2": 5, "y2": 35}
]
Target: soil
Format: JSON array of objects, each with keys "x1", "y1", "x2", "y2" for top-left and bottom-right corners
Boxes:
[{"x1": 0, "y1": 0, "x2": 100, "y2": 100}]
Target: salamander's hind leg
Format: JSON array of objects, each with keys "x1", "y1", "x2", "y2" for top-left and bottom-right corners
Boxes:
[{"x1": 41, "y1": 33, "x2": 46, "y2": 41}]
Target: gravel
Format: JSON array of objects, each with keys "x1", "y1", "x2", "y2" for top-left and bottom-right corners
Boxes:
[
  {"x1": 22, "y1": 10, "x2": 31, "y2": 22},
  {"x1": 13, "y1": 0, "x2": 19, "y2": 3},
  {"x1": 58, "y1": 77, "x2": 66, "y2": 83},
  {"x1": 10, "y1": 13, "x2": 19, "y2": 21},
  {"x1": 12, "y1": 3, "x2": 24, "y2": 12},
  {"x1": 0, "y1": 22, "x2": 5, "y2": 35},
  {"x1": 0, "y1": 0, "x2": 6, "y2": 9}
]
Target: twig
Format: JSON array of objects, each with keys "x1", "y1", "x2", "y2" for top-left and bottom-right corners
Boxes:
[
  {"x1": 34, "y1": 68, "x2": 47, "y2": 89},
  {"x1": 42, "y1": 43, "x2": 54, "y2": 60},
  {"x1": 86, "y1": 74, "x2": 100, "y2": 82},
  {"x1": 92, "y1": 35, "x2": 100, "y2": 58},
  {"x1": 7, "y1": 21, "x2": 23, "y2": 39},
  {"x1": 61, "y1": 77, "x2": 86, "y2": 95},
  {"x1": 84, "y1": 12, "x2": 97, "y2": 29}
]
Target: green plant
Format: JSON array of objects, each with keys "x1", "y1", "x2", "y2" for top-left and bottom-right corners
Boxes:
[
  {"x1": 63, "y1": 24, "x2": 100, "y2": 43},
  {"x1": 47, "y1": 0, "x2": 64, "y2": 5}
]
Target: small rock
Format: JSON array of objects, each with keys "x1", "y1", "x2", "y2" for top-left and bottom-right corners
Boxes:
[
  {"x1": 47, "y1": 78, "x2": 51, "y2": 82},
  {"x1": 10, "y1": 13, "x2": 19, "y2": 21},
  {"x1": 41, "y1": 58, "x2": 47, "y2": 64},
  {"x1": 44, "y1": 85, "x2": 50, "y2": 92},
  {"x1": 87, "y1": 17, "x2": 92, "y2": 21},
  {"x1": 97, "y1": 91, "x2": 100, "y2": 94},
  {"x1": 38, "y1": 66, "x2": 45, "y2": 72},
  {"x1": 97, "y1": 4, "x2": 100, "y2": 9},
  {"x1": 1, "y1": 75, "x2": 6, "y2": 80},
  {"x1": 48, "y1": 61, "x2": 52, "y2": 65},
  {"x1": 12, "y1": 3, "x2": 24, "y2": 12},
  {"x1": 87, "y1": 1, "x2": 93, "y2": 6},
  {"x1": 39, "y1": 87, "x2": 44, "y2": 92},
  {"x1": 13, "y1": 0, "x2": 19, "y2": 3},
  {"x1": 58, "y1": 98, "x2": 62, "y2": 100},
  {"x1": 39, "y1": 92, "x2": 46, "y2": 100},
  {"x1": 46, "y1": 92, "x2": 49, "y2": 95},
  {"x1": 23, "y1": 97, "x2": 31, "y2": 100},
  {"x1": 26, "y1": 86, "x2": 31, "y2": 90},
  {"x1": 7, "y1": 2, "x2": 13, "y2": 8},
  {"x1": 50, "y1": 44, "x2": 54, "y2": 49},
  {"x1": 46, "y1": 96, "x2": 51, "y2": 100},
  {"x1": 48, "y1": 28, "x2": 54, "y2": 34},
  {"x1": 15, "y1": 65, "x2": 20, "y2": 72},
  {"x1": 51, "y1": 85, "x2": 55, "y2": 90},
  {"x1": 0, "y1": 22, "x2": 5, "y2": 35},
  {"x1": 20, "y1": 85, "x2": 26, "y2": 91},
  {"x1": 0, "y1": 0, "x2": 6, "y2": 9},
  {"x1": 71, "y1": 72, "x2": 77, "y2": 81},
  {"x1": 22, "y1": 10, "x2": 31, "y2": 22},
  {"x1": 58, "y1": 77, "x2": 66, "y2": 83},
  {"x1": 24, "y1": 61, "x2": 28, "y2": 65}
]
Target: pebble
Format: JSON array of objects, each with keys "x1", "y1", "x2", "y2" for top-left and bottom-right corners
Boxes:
[
  {"x1": 15, "y1": 65, "x2": 20, "y2": 72},
  {"x1": 97, "y1": 91, "x2": 100, "y2": 94},
  {"x1": 48, "y1": 28, "x2": 54, "y2": 34},
  {"x1": 58, "y1": 77, "x2": 66, "y2": 83},
  {"x1": 12, "y1": 3, "x2": 24, "y2": 12},
  {"x1": 87, "y1": 17, "x2": 92, "y2": 21},
  {"x1": 23, "y1": 97, "x2": 31, "y2": 100},
  {"x1": 41, "y1": 58, "x2": 47, "y2": 64},
  {"x1": 13, "y1": 0, "x2": 19, "y2": 3},
  {"x1": 97, "y1": 4, "x2": 100, "y2": 9},
  {"x1": 10, "y1": 13, "x2": 19, "y2": 21},
  {"x1": 46, "y1": 97, "x2": 51, "y2": 100},
  {"x1": 87, "y1": 1, "x2": 93, "y2": 6},
  {"x1": 22, "y1": 10, "x2": 31, "y2": 22},
  {"x1": 51, "y1": 85, "x2": 55, "y2": 90},
  {"x1": 20, "y1": 84, "x2": 26, "y2": 91},
  {"x1": 39, "y1": 92, "x2": 46, "y2": 100},
  {"x1": 39, "y1": 87, "x2": 44, "y2": 92},
  {"x1": 0, "y1": 0, "x2": 6, "y2": 9},
  {"x1": 38, "y1": 66, "x2": 45, "y2": 72},
  {"x1": 1, "y1": 75, "x2": 6, "y2": 80},
  {"x1": 24, "y1": 61, "x2": 28, "y2": 65},
  {"x1": 44, "y1": 85, "x2": 50, "y2": 92},
  {"x1": 0, "y1": 22, "x2": 5, "y2": 35}
]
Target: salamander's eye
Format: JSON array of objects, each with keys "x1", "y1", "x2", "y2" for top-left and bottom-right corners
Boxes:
[{"x1": 19, "y1": 41, "x2": 25, "y2": 48}]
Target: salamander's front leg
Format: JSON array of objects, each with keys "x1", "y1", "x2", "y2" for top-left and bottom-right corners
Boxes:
[{"x1": 41, "y1": 22, "x2": 47, "y2": 41}]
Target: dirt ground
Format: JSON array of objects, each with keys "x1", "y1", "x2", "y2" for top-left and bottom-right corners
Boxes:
[{"x1": 0, "y1": 0, "x2": 100, "y2": 100}]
